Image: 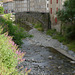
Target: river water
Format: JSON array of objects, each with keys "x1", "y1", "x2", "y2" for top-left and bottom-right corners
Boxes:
[{"x1": 19, "y1": 23, "x2": 75, "y2": 75}]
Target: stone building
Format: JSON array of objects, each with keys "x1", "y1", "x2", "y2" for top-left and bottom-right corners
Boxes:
[
  {"x1": 3, "y1": 0, "x2": 15, "y2": 13},
  {"x1": 15, "y1": 0, "x2": 28, "y2": 12},
  {"x1": 14, "y1": 0, "x2": 50, "y2": 13},
  {"x1": 49, "y1": 0, "x2": 66, "y2": 32}
]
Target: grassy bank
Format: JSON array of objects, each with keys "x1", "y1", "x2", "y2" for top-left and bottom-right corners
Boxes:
[{"x1": 46, "y1": 29, "x2": 75, "y2": 52}]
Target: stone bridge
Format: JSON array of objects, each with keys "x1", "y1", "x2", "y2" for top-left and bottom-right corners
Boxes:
[{"x1": 15, "y1": 12, "x2": 51, "y2": 30}]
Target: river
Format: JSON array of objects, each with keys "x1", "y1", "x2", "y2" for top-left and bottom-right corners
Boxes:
[{"x1": 19, "y1": 23, "x2": 75, "y2": 75}]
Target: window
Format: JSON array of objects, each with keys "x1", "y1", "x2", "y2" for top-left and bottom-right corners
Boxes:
[
  {"x1": 50, "y1": 0, "x2": 52, "y2": 4},
  {"x1": 56, "y1": 0, "x2": 58, "y2": 3},
  {"x1": 50, "y1": 8, "x2": 52, "y2": 14},
  {"x1": 47, "y1": 4, "x2": 49, "y2": 7}
]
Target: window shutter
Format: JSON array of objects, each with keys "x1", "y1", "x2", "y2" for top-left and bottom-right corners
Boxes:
[
  {"x1": 55, "y1": 17, "x2": 57, "y2": 23},
  {"x1": 50, "y1": 0, "x2": 52, "y2": 4},
  {"x1": 56, "y1": 0, "x2": 58, "y2": 3},
  {"x1": 50, "y1": 8, "x2": 52, "y2": 14}
]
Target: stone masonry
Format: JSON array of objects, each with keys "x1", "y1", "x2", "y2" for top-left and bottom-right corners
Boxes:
[{"x1": 15, "y1": 12, "x2": 51, "y2": 30}]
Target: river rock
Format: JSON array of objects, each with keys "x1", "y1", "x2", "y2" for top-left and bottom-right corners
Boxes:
[
  {"x1": 31, "y1": 59, "x2": 35, "y2": 62},
  {"x1": 62, "y1": 72, "x2": 64, "y2": 75},
  {"x1": 58, "y1": 66, "x2": 61, "y2": 69},
  {"x1": 48, "y1": 56, "x2": 53, "y2": 59},
  {"x1": 34, "y1": 64, "x2": 39, "y2": 68},
  {"x1": 68, "y1": 50, "x2": 74, "y2": 55},
  {"x1": 70, "y1": 61, "x2": 75, "y2": 64}
]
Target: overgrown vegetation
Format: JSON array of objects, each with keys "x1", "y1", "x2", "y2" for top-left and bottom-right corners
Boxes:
[
  {"x1": 52, "y1": 0, "x2": 75, "y2": 52},
  {"x1": 0, "y1": 6, "x2": 4, "y2": 14},
  {"x1": 46, "y1": 29, "x2": 75, "y2": 52},
  {"x1": 3, "y1": 13, "x2": 11, "y2": 20},
  {"x1": 33, "y1": 23, "x2": 44, "y2": 31},
  {"x1": 57, "y1": 0, "x2": 75, "y2": 24},
  {"x1": 0, "y1": 17, "x2": 32, "y2": 46},
  {"x1": 0, "y1": 26, "x2": 31, "y2": 75}
]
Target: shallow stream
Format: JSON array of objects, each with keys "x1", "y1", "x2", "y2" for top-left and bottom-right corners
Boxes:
[{"x1": 19, "y1": 23, "x2": 75, "y2": 75}]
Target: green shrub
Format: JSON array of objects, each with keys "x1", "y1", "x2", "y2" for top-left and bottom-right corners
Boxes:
[
  {"x1": 65, "y1": 25, "x2": 75, "y2": 40},
  {"x1": 0, "y1": 6, "x2": 4, "y2": 15},
  {"x1": 67, "y1": 41, "x2": 75, "y2": 52},
  {"x1": 3, "y1": 14, "x2": 11, "y2": 20},
  {"x1": 52, "y1": 34, "x2": 66, "y2": 42},
  {"x1": 0, "y1": 17, "x2": 32, "y2": 46},
  {"x1": 0, "y1": 26, "x2": 31, "y2": 75},
  {"x1": 46, "y1": 29, "x2": 56, "y2": 36},
  {"x1": 0, "y1": 27, "x2": 19, "y2": 75}
]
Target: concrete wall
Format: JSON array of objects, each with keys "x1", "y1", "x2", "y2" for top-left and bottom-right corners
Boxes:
[{"x1": 15, "y1": 12, "x2": 51, "y2": 30}]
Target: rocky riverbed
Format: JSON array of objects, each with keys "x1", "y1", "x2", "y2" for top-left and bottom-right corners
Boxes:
[{"x1": 19, "y1": 28, "x2": 75, "y2": 75}]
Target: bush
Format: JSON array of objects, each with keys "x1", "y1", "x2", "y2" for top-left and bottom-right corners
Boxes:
[
  {"x1": 0, "y1": 17, "x2": 32, "y2": 46},
  {"x1": 0, "y1": 26, "x2": 31, "y2": 75},
  {"x1": 46, "y1": 29, "x2": 67, "y2": 42},
  {"x1": 3, "y1": 14, "x2": 11, "y2": 20},
  {"x1": 46, "y1": 29, "x2": 56, "y2": 36},
  {"x1": 0, "y1": 6, "x2": 4, "y2": 15},
  {"x1": 65, "y1": 25, "x2": 75, "y2": 40}
]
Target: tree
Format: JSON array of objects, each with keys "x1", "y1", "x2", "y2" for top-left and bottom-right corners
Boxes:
[
  {"x1": 57, "y1": 0, "x2": 75, "y2": 25},
  {"x1": 0, "y1": 6, "x2": 4, "y2": 15}
]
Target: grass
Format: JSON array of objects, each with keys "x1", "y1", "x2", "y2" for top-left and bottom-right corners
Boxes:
[
  {"x1": 33, "y1": 23, "x2": 44, "y2": 32},
  {"x1": 67, "y1": 41, "x2": 75, "y2": 52},
  {"x1": 46, "y1": 29, "x2": 75, "y2": 52}
]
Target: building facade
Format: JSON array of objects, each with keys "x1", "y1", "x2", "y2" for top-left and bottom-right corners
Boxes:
[
  {"x1": 49, "y1": 0, "x2": 66, "y2": 32},
  {"x1": 15, "y1": 0, "x2": 50, "y2": 13},
  {"x1": 3, "y1": 0, "x2": 15, "y2": 13}
]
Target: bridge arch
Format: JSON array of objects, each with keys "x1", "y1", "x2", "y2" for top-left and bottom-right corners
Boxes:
[{"x1": 15, "y1": 11, "x2": 51, "y2": 30}]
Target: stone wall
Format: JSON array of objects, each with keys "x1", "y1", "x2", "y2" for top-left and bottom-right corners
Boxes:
[{"x1": 15, "y1": 12, "x2": 51, "y2": 30}]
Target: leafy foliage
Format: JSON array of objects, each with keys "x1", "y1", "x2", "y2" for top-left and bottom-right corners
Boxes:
[
  {"x1": 57, "y1": 0, "x2": 75, "y2": 24},
  {"x1": 0, "y1": 26, "x2": 31, "y2": 75},
  {"x1": 65, "y1": 25, "x2": 75, "y2": 40},
  {"x1": 0, "y1": 6, "x2": 4, "y2": 14},
  {"x1": 0, "y1": 17, "x2": 31, "y2": 46},
  {"x1": 3, "y1": 14, "x2": 11, "y2": 20}
]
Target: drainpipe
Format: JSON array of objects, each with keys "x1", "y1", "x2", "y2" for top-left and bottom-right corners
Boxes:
[{"x1": 48, "y1": 13, "x2": 51, "y2": 29}]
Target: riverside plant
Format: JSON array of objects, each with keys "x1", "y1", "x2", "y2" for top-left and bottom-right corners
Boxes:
[{"x1": 0, "y1": 27, "x2": 31, "y2": 75}]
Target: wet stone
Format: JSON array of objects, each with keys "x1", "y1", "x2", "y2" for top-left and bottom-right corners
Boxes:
[
  {"x1": 48, "y1": 56, "x2": 53, "y2": 59},
  {"x1": 70, "y1": 61, "x2": 75, "y2": 64},
  {"x1": 62, "y1": 72, "x2": 64, "y2": 75},
  {"x1": 68, "y1": 50, "x2": 74, "y2": 55},
  {"x1": 57, "y1": 66, "x2": 61, "y2": 69}
]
